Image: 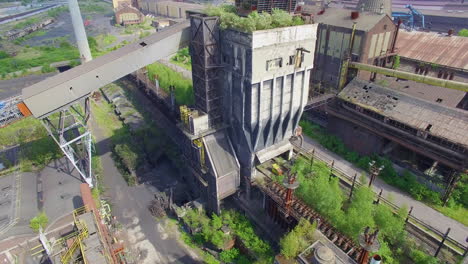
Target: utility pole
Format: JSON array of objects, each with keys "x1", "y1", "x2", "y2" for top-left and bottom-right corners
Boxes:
[
  {"x1": 349, "y1": 173, "x2": 357, "y2": 201},
  {"x1": 405, "y1": 206, "x2": 413, "y2": 224},
  {"x1": 434, "y1": 228, "x2": 451, "y2": 257},
  {"x1": 368, "y1": 160, "x2": 384, "y2": 187},
  {"x1": 358, "y1": 227, "x2": 381, "y2": 264},
  {"x1": 329, "y1": 160, "x2": 335, "y2": 180}
]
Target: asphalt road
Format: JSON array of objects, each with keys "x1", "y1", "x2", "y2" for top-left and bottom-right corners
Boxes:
[
  {"x1": 89, "y1": 112, "x2": 199, "y2": 264},
  {"x1": 0, "y1": 73, "x2": 56, "y2": 100},
  {"x1": 294, "y1": 135, "x2": 468, "y2": 247}
]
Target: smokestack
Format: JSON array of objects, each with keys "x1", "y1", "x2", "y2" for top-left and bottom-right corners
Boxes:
[{"x1": 68, "y1": 0, "x2": 92, "y2": 63}]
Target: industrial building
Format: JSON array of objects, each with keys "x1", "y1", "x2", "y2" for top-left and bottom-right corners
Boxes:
[
  {"x1": 310, "y1": 5, "x2": 397, "y2": 95},
  {"x1": 138, "y1": 0, "x2": 203, "y2": 18},
  {"x1": 115, "y1": 5, "x2": 143, "y2": 25},
  {"x1": 179, "y1": 14, "x2": 317, "y2": 212}
]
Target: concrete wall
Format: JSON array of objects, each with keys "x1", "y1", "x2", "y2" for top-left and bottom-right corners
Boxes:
[{"x1": 220, "y1": 24, "x2": 317, "y2": 179}]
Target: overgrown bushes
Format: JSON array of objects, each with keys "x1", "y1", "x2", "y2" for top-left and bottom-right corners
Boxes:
[
  {"x1": 181, "y1": 209, "x2": 274, "y2": 263},
  {"x1": 299, "y1": 120, "x2": 455, "y2": 207},
  {"x1": 205, "y1": 5, "x2": 304, "y2": 32},
  {"x1": 170, "y1": 47, "x2": 191, "y2": 70},
  {"x1": 280, "y1": 218, "x2": 317, "y2": 259},
  {"x1": 146, "y1": 62, "x2": 194, "y2": 105},
  {"x1": 280, "y1": 157, "x2": 434, "y2": 263}
]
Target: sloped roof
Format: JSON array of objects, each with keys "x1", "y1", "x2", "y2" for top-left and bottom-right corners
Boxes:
[
  {"x1": 339, "y1": 79, "x2": 468, "y2": 147},
  {"x1": 395, "y1": 31, "x2": 468, "y2": 70}
]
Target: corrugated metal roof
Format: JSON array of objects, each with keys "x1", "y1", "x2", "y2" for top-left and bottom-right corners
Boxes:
[
  {"x1": 339, "y1": 79, "x2": 468, "y2": 147},
  {"x1": 396, "y1": 31, "x2": 468, "y2": 70},
  {"x1": 356, "y1": 0, "x2": 392, "y2": 16},
  {"x1": 376, "y1": 76, "x2": 466, "y2": 108}
]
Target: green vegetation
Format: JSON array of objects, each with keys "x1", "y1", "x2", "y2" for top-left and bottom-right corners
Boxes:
[
  {"x1": 181, "y1": 209, "x2": 274, "y2": 263},
  {"x1": 29, "y1": 212, "x2": 49, "y2": 232},
  {"x1": 139, "y1": 31, "x2": 151, "y2": 39},
  {"x1": 273, "y1": 156, "x2": 435, "y2": 263},
  {"x1": 205, "y1": 5, "x2": 304, "y2": 32},
  {"x1": 96, "y1": 34, "x2": 117, "y2": 46},
  {"x1": 13, "y1": 17, "x2": 40, "y2": 30},
  {"x1": 146, "y1": 62, "x2": 194, "y2": 105},
  {"x1": 299, "y1": 119, "x2": 468, "y2": 225},
  {"x1": 393, "y1": 55, "x2": 400, "y2": 69},
  {"x1": 78, "y1": 2, "x2": 109, "y2": 14},
  {"x1": 458, "y1": 28, "x2": 468, "y2": 37},
  {"x1": 280, "y1": 218, "x2": 317, "y2": 259},
  {"x1": 47, "y1": 6, "x2": 68, "y2": 19},
  {"x1": 0, "y1": 117, "x2": 61, "y2": 172},
  {"x1": 0, "y1": 43, "x2": 79, "y2": 75},
  {"x1": 170, "y1": 47, "x2": 192, "y2": 71}
]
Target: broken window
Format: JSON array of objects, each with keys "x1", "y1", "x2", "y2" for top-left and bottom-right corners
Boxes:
[{"x1": 266, "y1": 58, "x2": 282, "y2": 71}]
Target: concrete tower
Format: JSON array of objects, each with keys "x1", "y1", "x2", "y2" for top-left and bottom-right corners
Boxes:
[
  {"x1": 186, "y1": 14, "x2": 317, "y2": 212},
  {"x1": 68, "y1": 0, "x2": 92, "y2": 62},
  {"x1": 357, "y1": 0, "x2": 392, "y2": 16}
]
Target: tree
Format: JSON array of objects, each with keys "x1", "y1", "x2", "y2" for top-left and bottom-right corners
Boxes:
[
  {"x1": 30, "y1": 212, "x2": 49, "y2": 232},
  {"x1": 373, "y1": 204, "x2": 405, "y2": 244},
  {"x1": 340, "y1": 186, "x2": 375, "y2": 239},
  {"x1": 280, "y1": 218, "x2": 317, "y2": 259}
]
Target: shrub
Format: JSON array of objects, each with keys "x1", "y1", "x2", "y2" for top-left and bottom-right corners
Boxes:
[
  {"x1": 219, "y1": 248, "x2": 239, "y2": 263},
  {"x1": 458, "y1": 28, "x2": 468, "y2": 37},
  {"x1": 114, "y1": 144, "x2": 139, "y2": 171},
  {"x1": 30, "y1": 212, "x2": 48, "y2": 232},
  {"x1": 205, "y1": 6, "x2": 304, "y2": 32},
  {"x1": 410, "y1": 249, "x2": 439, "y2": 264},
  {"x1": 280, "y1": 218, "x2": 317, "y2": 259}
]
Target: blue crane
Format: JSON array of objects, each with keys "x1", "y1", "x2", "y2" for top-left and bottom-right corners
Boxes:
[{"x1": 392, "y1": 4, "x2": 425, "y2": 30}]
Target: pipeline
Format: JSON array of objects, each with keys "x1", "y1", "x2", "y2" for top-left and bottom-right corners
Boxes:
[{"x1": 349, "y1": 62, "x2": 468, "y2": 92}]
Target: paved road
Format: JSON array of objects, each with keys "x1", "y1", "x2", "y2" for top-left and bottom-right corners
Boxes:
[
  {"x1": 0, "y1": 73, "x2": 56, "y2": 100},
  {"x1": 294, "y1": 136, "x2": 468, "y2": 247},
  {"x1": 89, "y1": 111, "x2": 199, "y2": 264}
]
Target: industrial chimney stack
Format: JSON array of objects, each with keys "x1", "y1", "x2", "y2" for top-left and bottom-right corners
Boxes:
[{"x1": 68, "y1": 0, "x2": 92, "y2": 63}]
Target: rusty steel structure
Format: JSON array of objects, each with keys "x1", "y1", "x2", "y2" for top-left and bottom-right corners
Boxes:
[
  {"x1": 357, "y1": 227, "x2": 380, "y2": 264},
  {"x1": 258, "y1": 177, "x2": 364, "y2": 261}
]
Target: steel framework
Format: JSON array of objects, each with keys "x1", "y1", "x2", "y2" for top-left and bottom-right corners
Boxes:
[
  {"x1": 41, "y1": 98, "x2": 93, "y2": 187},
  {"x1": 189, "y1": 15, "x2": 223, "y2": 128}
]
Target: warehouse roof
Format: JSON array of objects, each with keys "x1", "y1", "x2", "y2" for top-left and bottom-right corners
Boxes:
[
  {"x1": 339, "y1": 79, "x2": 468, "y2": 147},
  {"x1": 313, "y1": 7, "x2": 388, "y2": 31},
  {"x1": 356, "y1": 0, "x2": 392, "y2": 16},
  {"x1": 395, "y1": 31, "x2": 468, "y2": 70},
  {"x1": 375, "y1": 76, "x2": 467, "y2": 109}
]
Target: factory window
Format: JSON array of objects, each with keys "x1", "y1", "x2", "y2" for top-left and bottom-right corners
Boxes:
[
  {"x1": 288, "y1": 55, "x2": 295, "y2": 65},
  {"x1": 383, "y1": 24, "x2": 387, "y2": 30},
  {"x1": 266, "y1": 58, "x2": 282, "y2": 71}
]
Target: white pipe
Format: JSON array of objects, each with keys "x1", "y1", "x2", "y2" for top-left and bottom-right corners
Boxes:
[{"x1": 68, "y1": 0, "x2": 92, "y2": 62}]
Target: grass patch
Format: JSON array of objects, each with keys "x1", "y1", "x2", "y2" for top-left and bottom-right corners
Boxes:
[
  {"x1": 0, "y1": 43, "x2": 79, "y2": 75},
  {"x1": 96, "y1": 34, "x2": 117, "y2": 46},
  {"x1": 146, "y1": 62, "x2": 194, "y2": 105},
  {"x1": 170, "y1": 47, "x2": 192, "y2": 71},
  {"x1": 433, "y1": 205, "x2": 468, "y2": 226}
]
